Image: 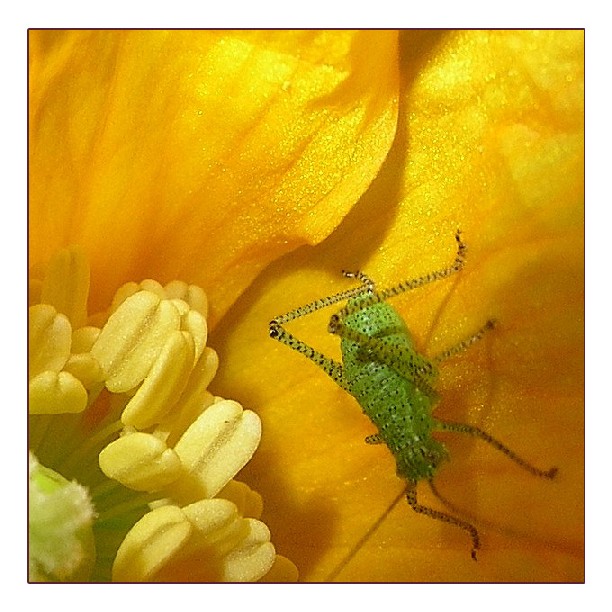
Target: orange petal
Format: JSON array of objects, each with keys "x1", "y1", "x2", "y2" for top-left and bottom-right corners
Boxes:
[
  {"x1": 211, "y1": 30, "x2": 584, "y2": 582},
  {"x1": 28, "y1": 30, "x2": 399, "y2": 325}
]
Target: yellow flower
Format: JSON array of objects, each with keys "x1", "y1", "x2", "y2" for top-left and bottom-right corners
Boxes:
[
  {"x1": 29, "y1": 29, "x2": 397, "y2": 582},
  {"x1": 212, "y1": 30, "x2": 584, "y2": 582},
  {"x1": 29, "y1": 29, "x2": 583, "y2": 582}
]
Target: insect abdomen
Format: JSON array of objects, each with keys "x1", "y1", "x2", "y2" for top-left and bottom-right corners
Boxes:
[{"x1": 346, "y1": 359, "x2": 448, "y2": 481}]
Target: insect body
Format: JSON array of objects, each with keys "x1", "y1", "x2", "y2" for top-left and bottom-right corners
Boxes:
[
  {"x1": 340, "y1": 291, "x2": 447, "y2": 480},
  {"x1": 269, "y1": 231, "x2": 557, "y2": 563}
]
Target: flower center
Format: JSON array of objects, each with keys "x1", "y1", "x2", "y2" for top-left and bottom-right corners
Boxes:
[{"x1": 28, "y1": 247, "x2": 297, "y2": 582}]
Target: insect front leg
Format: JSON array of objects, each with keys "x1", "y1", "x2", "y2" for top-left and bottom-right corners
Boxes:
[
  {"x1": 341, "y1": 270, "x2": 376, "y2": 293},
  {"x1": 269, "y1": 273, "x2": 378, "y2": 388},
  {"x1": 270, "y1": 273, "x2": 376, "y2": 328},
  {"x1": 269, "y1": 322, "x2": 347, "y2": 389}
]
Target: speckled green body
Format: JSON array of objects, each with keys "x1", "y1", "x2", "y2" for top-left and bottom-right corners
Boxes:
[
  {"x1": 341, "y1": 294, "x2": 448, "y2": 482},
  {"x1": 269, "y1": 232, "x2": 557, "y2": 565}
]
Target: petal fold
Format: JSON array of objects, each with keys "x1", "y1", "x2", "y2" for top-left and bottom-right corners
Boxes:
[{"x1": 29, "y1": 30, "x2": 400, "y2": 324}]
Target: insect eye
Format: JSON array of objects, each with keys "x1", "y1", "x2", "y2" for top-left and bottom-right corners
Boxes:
[{"x1": 328, "y1": 314, "x2": 342, "y2": 333}]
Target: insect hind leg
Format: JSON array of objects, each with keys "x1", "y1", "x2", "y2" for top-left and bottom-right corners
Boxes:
[
  {"x1": 380, "y1": 229, "x2": 467, "y2": 300},
  {"x1": 406, "y1": 480, "x2": 480, "y2": 561},
  {"x1": 437, "y1": 420, "x2": 558, "y2": 479}
]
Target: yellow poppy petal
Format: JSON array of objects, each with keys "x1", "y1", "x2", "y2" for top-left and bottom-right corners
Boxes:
[
  {"x1": 29, "y1": 30, "x2": 399, "y2": 325},
  {"x1": 211, "y1": 30, "x2": 584, "y2": 582},
  {"x1": 40, "y1": 246, "x2": 90, "y2": 329}
]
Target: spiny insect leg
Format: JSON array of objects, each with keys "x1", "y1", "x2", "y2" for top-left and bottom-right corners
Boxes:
[
  {"x1": 269, "y1": 275, "x2": 376, "y2": 388},
  {"x1": 431, "y1": 319, "x2": 497, "y2": 364},
  {"x1": 437, "y1": 420, "x2": 558, "y2": 479},
  {"x1": 380, "y1": 229, "x2": 467, "y2": 300},
  {"x1": 341, "y1": 270, "x2": 376, "y2": 292},
  {"x1": 428, "y1": 479, "x2": 474, "y2": 523},
  {"x1": 406, "y1": 480, "x2": 480, "y2": 561},
  {"x1": 330, "y1": 230, "x2": 467, "y2": 323},
  {"x1": 270, "y1": 275, "x2": 374, "y2": 326},
  {"x1": 268, "y1": 322, "x2": 347, "y2": 389}
]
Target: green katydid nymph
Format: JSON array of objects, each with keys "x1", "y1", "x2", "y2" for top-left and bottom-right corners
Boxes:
[{"x1": 269, "y1": 230, "x2": 557, "y2": 564}]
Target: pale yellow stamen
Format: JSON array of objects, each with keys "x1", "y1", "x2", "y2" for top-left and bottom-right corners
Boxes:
[
  {"x1": 113, "y1": 498, "x2": 276, "y2": 582},
  {"x1": 109, "y1": 279, "x2": 207, "y2": 320},
  {"x1": 217, "y1": 480, "x2": 264, "y2": 519},
  {"x1": 29, "y1": 304, "x2": 72, "y2": 377},
  {"x1": 155, "y1": 347, "x2": 218, "y2": 447},
  {"x1": 99, "y1": 432, "x2": 182, "y2": 491},
  {"x1": 29, "y1": 249, "x2": 107, "y2": 416},
  {"x1": 71, "y1": 326, "x2": 101, "y2": 353},
  {"x1": 40, "y1": 247, "x2": 89, "y2": 329},
  {"x1": 181, "y1": 307, "x2": 207, "y2": 364},
  {"x1": 29, "y1": 370, "x2": 89, "y2": 415},
  {"x1": 221, "y1": 519, "x2": 276, "y2": 582},
  {"x1": 30, "y1": 246, "x2": 297, "y2": 582},
  {"x1": 112, "y1": 504, "x2": 192, "y2": 582},
  {"x1": 163, "y1": 280, "x2": 208, "y2": 319},
  {"x1": 178, "y1": 500, "x2": 275, "y2": 582},
  {"x1": 28, "y1": 303, "x2": 90, "y2": 414},
  {"x1": 120, "y1": 330, "x2": 195, "y2": 429},
  {"x1": 169, "y1": 399, "x2": 262, "y2": 502},
  {"x1": 63, "y1": 352, "x2": 105, "y2": 390},
  {"x1": 99, "y1": 398, "x2": 262, "y2": 503},
  {"x1": 91, "y1": 291, "x2": 182, "y2": 393}
]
